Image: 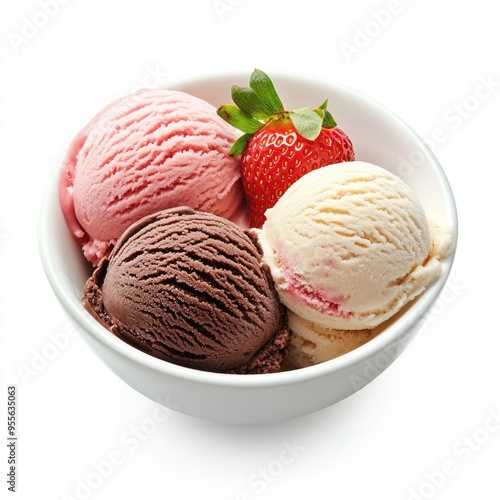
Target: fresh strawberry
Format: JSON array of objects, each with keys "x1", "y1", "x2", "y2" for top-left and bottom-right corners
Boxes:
[{"x1": 217, "y1": 69, "x2": 355, "y2": 228}]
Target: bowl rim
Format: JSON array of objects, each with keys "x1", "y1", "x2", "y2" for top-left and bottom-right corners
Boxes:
[{"x1": 38, "y1": 70, "x2": 458, "y2": 389}]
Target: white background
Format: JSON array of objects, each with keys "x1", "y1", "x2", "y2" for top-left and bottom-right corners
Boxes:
[{"x1": 1, "y1": 1, "x2": 499, "y2": 499}]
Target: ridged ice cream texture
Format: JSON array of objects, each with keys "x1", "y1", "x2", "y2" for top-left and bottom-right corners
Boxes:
[
  {"x1": 285, "y1": 311, "x2": 384, "y2": 368},
  {"x1": 59, "y1": 89, "x2": 244, "y2": 265},
  {"x1": 83, "y1": 209, "x2": 289, "y2": 374},
  {"x1": 259, "y1": 161, "x2": 449, "y2": 331}
]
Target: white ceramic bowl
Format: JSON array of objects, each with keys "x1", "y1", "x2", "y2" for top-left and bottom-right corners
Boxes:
[{"x1": 38, "y1": 72, "x2": 458, "y2": 424}]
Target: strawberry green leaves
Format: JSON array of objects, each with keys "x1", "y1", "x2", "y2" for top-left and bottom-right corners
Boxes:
[
  {"x1": 318, "y1": 99, "x2": 337, "y2": 128},
  {"x1": 289, "y1": 107, "x2": 323, "y2": 141},
  {"x1": 228, "y1": 133, "x2": 253, "y2": 157},
  {"x1": 218, "y1": 69, "x2": 285, "y2": 128},
  {"x1": 288, "y1": 101, "x2": 337, "y2": 138},
  {"x1": 217, "y1": 69, "x2": 339, "y2": 155},
  {"x1": 217, "y1": 104, "x2": 262, "y2": 134},
  {"x1": 248, "y1": 69, "x2": 284, "y2": 115},
  {"x1": 230, "y1": 86, "x2": 271, "y2": 120}
]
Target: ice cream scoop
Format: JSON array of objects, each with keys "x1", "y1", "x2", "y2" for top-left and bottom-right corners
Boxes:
[
  {"x1": 83, "y1": 208, "x2": 289, "y2": 374},
  {"x1": 285, "y1": 311, "x2": 384, "y2": 368},
  {"x1": 59, "y1": 89, "x2": 245, "y2": 266},
  {"x1": 259, "y1": 161, "x2": 451, "y2": 331}
]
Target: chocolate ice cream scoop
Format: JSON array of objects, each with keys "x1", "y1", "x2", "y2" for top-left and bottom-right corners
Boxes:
[{"x1": 83, "y1": 208, "x2": 289, "y2": 374}]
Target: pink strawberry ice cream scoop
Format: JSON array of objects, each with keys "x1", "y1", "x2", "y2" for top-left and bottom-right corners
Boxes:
[{"x1": 59, "y1": 88, "x2": 245, "y2": 265}]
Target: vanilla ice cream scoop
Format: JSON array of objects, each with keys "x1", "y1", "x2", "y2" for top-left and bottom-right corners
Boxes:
[{"x1": 259, "y1": 161, "x2": 448, "y2": 330}]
